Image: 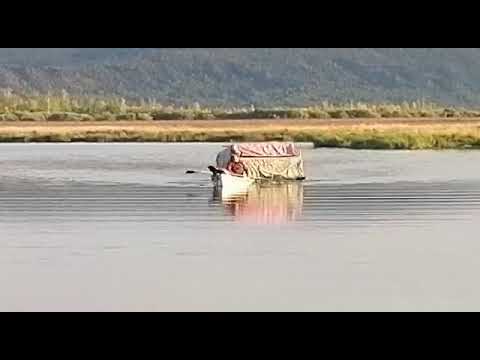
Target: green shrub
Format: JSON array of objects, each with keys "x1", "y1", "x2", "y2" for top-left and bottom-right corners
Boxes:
[
  {"x1": 346, "y1": 109, "x2": 380, "y2": 118},
  {"x1": 193, "y1": 112, "x2": 216, "y2": 120},
  {"x1": 93, "y1": 112, "x2": 116, "y2": 121},
  {"x1": 135, "y1": 113, "x2": 153, "y2": 121},
  {"x1": 306, "y1": 109, "x2": 331, "y2": 119},
  {"x1": 49, "y1": 112, "x2": 93, "y2": 121},
  {"x1": 115, "y1": 113, "x2": 136, "y2": 121},
  {"x1": 328, "y1": 110, "x2": 350, "y2": 119},
  {"x1": 282, "y1": 110, "x2": 308, "y2": 119},
  {"x1": 152, "y1": 111, "x2": 192, "y2": 120},
  {"x1": 0, "y1": 113, "x2": 19, "y2": 121},
  {"x1": 440, "y1": 108, "x2": 461, "y2": 118},
  {"x1": 17, "y1": 112, "x2": 46, "y2": 122},
  {"x1": 378, "y1": 110, "x2": 411, "y2": 118}
]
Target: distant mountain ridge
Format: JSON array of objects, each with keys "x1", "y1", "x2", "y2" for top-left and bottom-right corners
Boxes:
[{"x1": 1, "y1": 48, "x2": 480, "y2": 106}]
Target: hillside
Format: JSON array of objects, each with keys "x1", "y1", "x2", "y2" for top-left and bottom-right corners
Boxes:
[{"x1": 1, "y1": 48, "x2": 480, "y2": 106}]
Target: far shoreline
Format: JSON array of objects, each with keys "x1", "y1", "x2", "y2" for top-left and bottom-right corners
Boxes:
[{"x1": 1, "y1": 118, "x2": 480, "y2": 150}]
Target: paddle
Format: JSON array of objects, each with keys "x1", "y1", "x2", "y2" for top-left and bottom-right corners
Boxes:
[
  {"x1": 185, "y1": 170, "x2": 212, "y2": 175},
  {"x1": 208, "y1": 166, "x2": 225, "y2": 174},
  {"x1": 185, "y1": 167, "x2": 225, "y2": 175}
]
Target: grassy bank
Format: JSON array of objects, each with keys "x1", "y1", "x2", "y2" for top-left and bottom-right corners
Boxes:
[
  {"x1": 1, "y1": 119, "x2": 480, "y2": 150},
  {"x1": 1, "y1": 94, "x2": 480, "y2": 121},
  {"x1": 310, "y1": 130, "x2": 480, "y2": 149}
]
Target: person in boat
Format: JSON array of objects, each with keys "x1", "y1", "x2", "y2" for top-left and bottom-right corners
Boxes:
[{"x1": 227, "y1": 154, "x2": 248, "y2": 176}]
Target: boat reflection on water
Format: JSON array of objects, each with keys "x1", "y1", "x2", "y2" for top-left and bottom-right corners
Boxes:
[{"x1": 213, "y1": 182, "x2": 304, "y2": 224}]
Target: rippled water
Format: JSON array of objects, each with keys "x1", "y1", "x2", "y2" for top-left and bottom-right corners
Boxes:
[{"x1": 2, "y1": 143, "x2": 480, "y2": 311}]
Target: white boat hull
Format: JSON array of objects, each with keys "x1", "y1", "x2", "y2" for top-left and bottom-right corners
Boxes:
[{"x1": 212, "y1": 173, "x2": 255, "y2": 197}]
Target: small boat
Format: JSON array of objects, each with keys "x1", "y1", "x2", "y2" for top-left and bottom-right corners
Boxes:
[
  {"x1": 208, "y1": 142, "x2": 305, "y2": 195},
  {"x1": 208, "y1": 166, "x2": 256, "y2": 197}
]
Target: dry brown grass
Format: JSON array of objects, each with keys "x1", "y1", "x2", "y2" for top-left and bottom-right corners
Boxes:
[
  {"x1": 2, "y1": 118, "x2": 480, "y2": 149},
  {"x1": 2, "y1": 117, "x2": 480, "y2": 129}
]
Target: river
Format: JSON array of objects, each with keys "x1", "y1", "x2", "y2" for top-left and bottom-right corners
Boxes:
[{"x1": 1, "y1": 143, "x2": 480, "y2": 311}]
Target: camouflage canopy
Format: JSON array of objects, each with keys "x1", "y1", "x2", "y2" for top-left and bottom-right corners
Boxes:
[{"x1": 216, "y1": 142, "x2": 305, "y2": 180}]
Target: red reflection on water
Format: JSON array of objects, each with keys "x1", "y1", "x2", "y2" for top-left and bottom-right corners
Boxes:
[{"x1": 220, "y1": 183, "x2": 304, "y2": 225}]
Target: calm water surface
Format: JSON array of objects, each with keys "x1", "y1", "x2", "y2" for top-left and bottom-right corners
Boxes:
[{"x1": 1, "y1": 143, "x2": 480, "y2": 311}]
